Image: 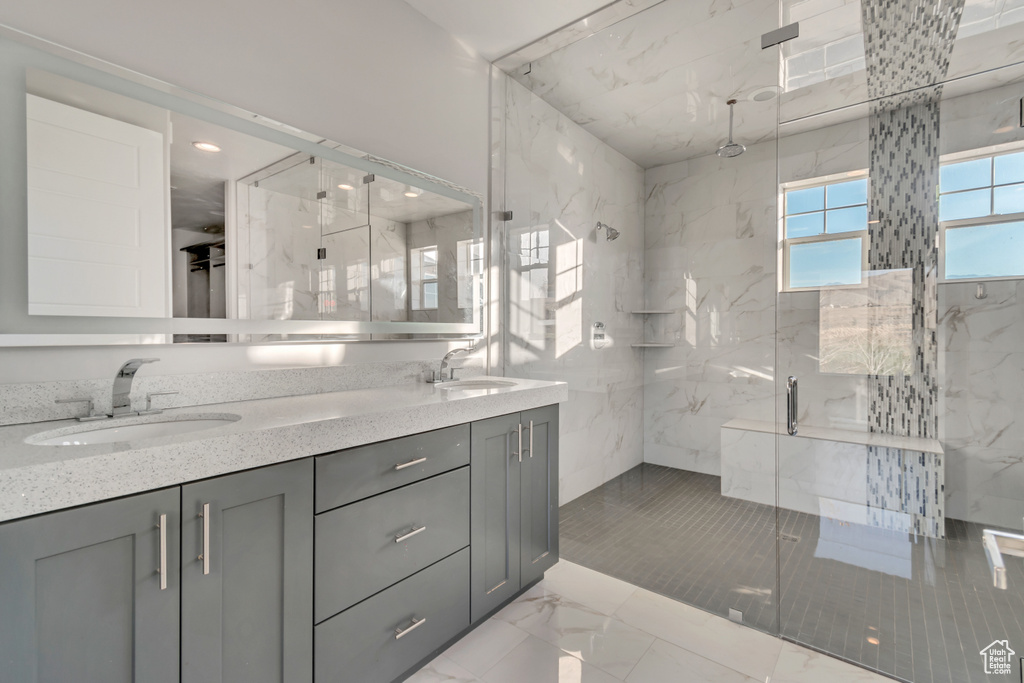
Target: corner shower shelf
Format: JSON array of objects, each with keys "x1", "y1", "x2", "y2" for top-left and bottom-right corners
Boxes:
[{"x1": 631, "y1": 343, "x2": 675, "y2": 348}]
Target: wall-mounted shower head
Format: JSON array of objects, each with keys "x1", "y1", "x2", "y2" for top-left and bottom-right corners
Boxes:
[
  {"x1": 716, "y1": 99, "x2": 746, "y2": 158},
  {"x1": 596, "y1": 221, "x2": 620, "y2": 241}
]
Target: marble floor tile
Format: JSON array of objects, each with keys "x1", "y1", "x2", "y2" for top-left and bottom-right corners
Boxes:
[
  {"x1": 493, "y1": 588, "x2": 655, "y2": 678},
  {"x1": 405, "y1": 655, "x2": 485, "y2": 683},
  {"x1": 625, "y1": 638, "x2": 759, "y2": 683},
  {"x1": 443, "y1": 618, "x2": 530, "y2": 677},
  {"x1": 538, "y1": 560, "x2": 639, "y2": 616},
  {"x1": 479, "y1": 635, "x2": 624, "y2": 683},
  {"x1": 613, "y1": 587, "x2": 782, "y2": 681},
  {"x1": 771, "y1": 641, "x2": 895, "y2": 682}
]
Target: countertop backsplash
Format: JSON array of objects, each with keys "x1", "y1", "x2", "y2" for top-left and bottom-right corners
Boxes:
[{"x1": 0, "y1": 357, "x2": 486, "y2": 427}]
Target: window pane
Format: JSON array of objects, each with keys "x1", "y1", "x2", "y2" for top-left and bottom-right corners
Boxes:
[
  {"x1": 786, "y1": 211, "x2": 824, "y2": 238},
  {"x1": 789, "y1": 238, "x2": 862, "y2": 288},
  {"x1": 827, "y1": 205, "x2": 868, "y2": 233},
  {"x1": 826, "y1": 179, "x2": 868, "y2": 208},
  {"x1": 786, "y1": 186, "x2": 825, "y2": 215},
  {"x1": 994, "y1": 151, "x2": 1024, "y2": 185},
  {"x1": 994, "y1": 183, "x2": 1024, "y2": 214},
  {"x1": 946, "y1": 221, "x2": 1024, "y2": 279},
  {"x1": 939, "y1": 188, "x2": 990, "y2": 221},
  {"x1": 940, "y1": 158, "x2": 991, "y2": 193}
]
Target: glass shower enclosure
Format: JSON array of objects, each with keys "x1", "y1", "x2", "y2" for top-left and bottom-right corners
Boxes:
[{"x1": 496, "y1": 0, "x2": 1024, "y2": 680}]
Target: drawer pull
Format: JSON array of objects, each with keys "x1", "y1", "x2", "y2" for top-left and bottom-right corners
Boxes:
[
  {"x1": 394, "y1": 457, "x2": 427, "y2": 471},
  {"x1": 157, "y1": 513, "x2": 167, "y2": 590},
  {"x1": 199, "y1": 502, "x2": 211, "y2": 575},
  {"x1": 394, "y1": 616, "x2": 427, "y2": 640},
  {"x1": 395, "y1": 525, "x2": 427, "y2": 543}
]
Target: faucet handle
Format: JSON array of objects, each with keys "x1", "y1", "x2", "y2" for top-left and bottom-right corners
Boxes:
[
  {"x1": 140, "y1": 391, "x2": 179, "y2": 415},
  {"x1": 55, "y1": 398, "x2": 108, "y2": 422}
]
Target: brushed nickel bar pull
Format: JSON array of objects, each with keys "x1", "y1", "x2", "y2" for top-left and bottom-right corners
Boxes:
[
  {"x1": 157, "y1": 514, "x2": 167, "y2": 590},
  {"x1": 512, "y1": 423, "x2": 523, "y2": 463},
  {"x1": 395, "y1": 525, "x2": 427, "y2": 543},
  {"x1": 199, "y1": 503, "x2": 210, "y2": 575},
  {"x1": 528, "y1": 420, "x2": 534, "y2": 458},
  {"x1": 394, "y1": 457, "x2": 427, "y2": 471},
  {"x1": 394, "y1": 617, "x2": 426, "y2": 640}
]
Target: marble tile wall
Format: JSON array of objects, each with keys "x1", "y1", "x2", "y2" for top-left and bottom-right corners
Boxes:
[
  {"x1": 500, "y1": 76, "x2": 646, "y2": 504},
  {"x1": 642, "y1": 140, "x2": 778, "y2": 474},
  {"x1": 645, "y1": 81, "x2": 1024, "y2": 528}
]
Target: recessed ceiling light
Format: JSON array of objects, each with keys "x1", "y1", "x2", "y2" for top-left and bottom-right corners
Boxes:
[
  {"x1": 192, "y1": 141, "x2": 221, "y2": 152},
  {"x1": 337, "y1": 183, "x2": 354, "y2": 190},
  {"x1": 404, "y1": 191, "x2": 419, "y2": 198},
  {"x1": 749, "y1": 86, "x2": 779, "y2": 102}
]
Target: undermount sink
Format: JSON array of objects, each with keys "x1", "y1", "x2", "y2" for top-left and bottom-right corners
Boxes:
[
  {"x1": 27, "y1": 413, "x2": 242, "y2": 446},
  {"x1": 438, "y1": 378, "x2": 517, "y2": 391}
]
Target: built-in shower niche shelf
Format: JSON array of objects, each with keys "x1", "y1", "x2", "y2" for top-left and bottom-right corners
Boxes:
[{"x1": 631, "y1": 342, "x2": 674, "y2": 348}]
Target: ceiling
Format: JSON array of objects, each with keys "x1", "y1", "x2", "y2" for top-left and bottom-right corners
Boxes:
[
  {"x1": 412, "y1": 0, "x2": 1024, "y2": 169},
  {"x1": 402, "y1": 0, "x2": 614, "y2": 60}
]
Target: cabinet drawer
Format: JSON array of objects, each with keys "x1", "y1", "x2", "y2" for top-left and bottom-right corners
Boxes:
[
  {"x1": 315, "y1": 467, "x2": 469, "y2": 622},
  {"x1": 314, "y1": 548, "x2": 469, "y2": 683},
  {"x1": 315, "y1": 424, "x2": 469, "y2": 513}
]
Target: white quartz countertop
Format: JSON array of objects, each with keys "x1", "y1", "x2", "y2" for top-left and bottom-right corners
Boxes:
[{"x1": 0, "y1": 377, "x2": 568, "y2": 523}]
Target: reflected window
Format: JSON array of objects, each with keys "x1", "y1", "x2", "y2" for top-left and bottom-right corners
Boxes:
[
  {"x1": 456, "y1": 238, "x2": 485, "y2": 310},
  {"x1": 783, "y1": 177, "x2": 868, "y2": 289},
  {"x1": 940, "y1": 150, "x2": 1024, "y2": 280},
  {"x1": 411, "y1": 245, "x2": 438, "y2": 310}
]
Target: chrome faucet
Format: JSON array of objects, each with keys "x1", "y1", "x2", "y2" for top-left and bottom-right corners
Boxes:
[
  {"x1": 430, "y1": 347, "x2": 471, "y2": 383},
  {"x1": 112, "y1": 358, "x2": 159, "y2": 416}
]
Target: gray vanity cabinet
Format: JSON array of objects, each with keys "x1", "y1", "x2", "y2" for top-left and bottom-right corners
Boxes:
[
  {"x1": 181, "y1": 458, "x2": 314, "y2": 683},
  {"x1": 0, "y1": 488, "x2": 181, "y2": 683},
  {"x1": 519, "y1": 405, "x2": 559, "y2": 586},
  {"x1": 470, "y1": 404, "x2": 559, "y2": 622}
]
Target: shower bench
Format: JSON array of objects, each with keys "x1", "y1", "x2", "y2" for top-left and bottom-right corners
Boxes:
[{"x1": 719, "y1": 418, "x2": 945, "y2": 540}]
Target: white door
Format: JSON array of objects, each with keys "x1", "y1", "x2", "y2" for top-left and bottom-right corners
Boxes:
[{"x1": 26, "y1": 94, "x2": 168, "y2": 317}]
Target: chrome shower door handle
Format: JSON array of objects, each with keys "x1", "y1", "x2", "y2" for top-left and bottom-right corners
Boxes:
[
  {"x1": 157, "y1": 513, "x2": 167, "y2": 590},
  {"x1": 786, "y1": 376, "x2": 798, "y2": 436}
]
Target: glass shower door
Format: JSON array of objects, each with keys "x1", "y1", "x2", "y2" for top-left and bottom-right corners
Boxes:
[{"x1": 775, "y1": 3, "x2": 1024, "y2": 679}]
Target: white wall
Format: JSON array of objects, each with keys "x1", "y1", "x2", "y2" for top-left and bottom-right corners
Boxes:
[
  {"x1": 0, "y1": 0, "x2": 491, "y2": 384},
  {"x1": 0, "y1": 0, "x2": 488, "y2": 192}
]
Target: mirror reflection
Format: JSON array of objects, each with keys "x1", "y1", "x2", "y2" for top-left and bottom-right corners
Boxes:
[{"x1": 23, "y1": 68, "x2": 482, "y2": 341}]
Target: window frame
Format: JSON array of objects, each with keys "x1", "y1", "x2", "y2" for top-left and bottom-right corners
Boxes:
[
  {"x1": 937, "y1": 148, "x2": 1024, "y2": 284},
  {"x1": 781, "y1": 173, "x2": 870, "y2": 292}
]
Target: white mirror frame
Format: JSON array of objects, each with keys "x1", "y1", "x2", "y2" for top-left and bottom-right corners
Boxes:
[{"x1": 0, "y1": 32, "x2": 485, "y2": 342}]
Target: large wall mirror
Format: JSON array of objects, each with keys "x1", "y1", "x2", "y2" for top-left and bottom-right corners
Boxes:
[{"x1": 0, "y1": 34, "x2": 485, "y2": 344}]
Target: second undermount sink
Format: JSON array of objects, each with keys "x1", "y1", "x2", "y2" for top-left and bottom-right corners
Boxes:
[
  {"x1": 438, "y1": 378, "x2": 517, "y2": 391},
  {"x1": 27, "y1": 413, "x2": 242, "y2": 446}
]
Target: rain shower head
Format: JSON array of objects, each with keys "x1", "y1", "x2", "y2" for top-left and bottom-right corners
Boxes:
[
  {"x1": 716, "y1": 99, "x2": 746, "y2": 158},
  {"x1": 596, "y1": 221, "x2": 620, "y2": 241}
]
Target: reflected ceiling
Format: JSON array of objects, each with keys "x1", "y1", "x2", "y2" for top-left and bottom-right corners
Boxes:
[{"x1": 499, "y1": 0, "x2": 1024, "y2": 169}]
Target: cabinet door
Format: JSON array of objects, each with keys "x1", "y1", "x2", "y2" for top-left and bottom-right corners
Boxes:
[
  {"x1": 470, "y1": 412, "x2": 522, "y2": 622},
  {"x1": 0, "y1": 488, "x2": 180, "y2": 683},
  {"x1": 181, "y1": 459, "x2": 314, "y2": 683},
  {"x1": 520, "y1": 405, "x2": 559, "y2": 586}
]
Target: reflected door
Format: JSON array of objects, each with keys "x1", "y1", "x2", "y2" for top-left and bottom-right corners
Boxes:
[{"x1": 27, "y1": 94, "x2": 168, "y2": 317}]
